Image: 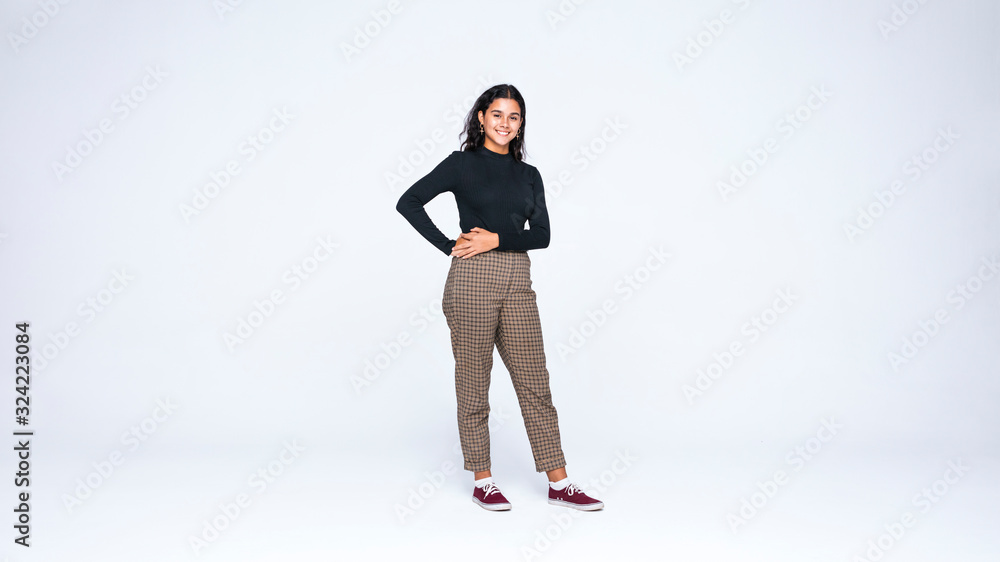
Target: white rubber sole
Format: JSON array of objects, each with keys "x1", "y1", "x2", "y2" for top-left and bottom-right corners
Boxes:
[
  {"x1": 548, "y1": 498, "x2": 604, "y2": 511},
  {"x1": 472, "y1": 497, "x2": 511, "y2": 511}
]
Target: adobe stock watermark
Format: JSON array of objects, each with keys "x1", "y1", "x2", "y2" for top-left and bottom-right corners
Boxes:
[
  {"x1": 222, "y1": 235, "x2": 339, "y2": 352},
  {"x1": 555, "y1": 246, "x2": 670, "y2": 361},
  {"x1": 7, "y1": 0, "x2": 71, "y2": 54},
  {"x1": 851, "y1": 458, "x2": 969, "y2": 561},
  {"x1": 520, "y1": 449, "x2": 638, "y2": 561},
  {"x1": 189, "y1": 440, "x2": 306, "y2": 557},
  {"x1": 672, "y1": 0, "x2": 754, "y2": 71},
  {"x1": 340, "y1": 0, "x2": 402, "y2": 63},
  {"x1": 384, "y1": 75, "x2": 494, "y2": 194},
  {"x1": 544, "y1": 117, "x2": 627, "y2": 202},
  {"x1": 878, "y1": 0, "x2": 933, "y2": 40},
  {"x1": 179, "y1": 105, "x2": 295, "y2": 222},
  {"x1": 51, "y1": 65, "x2": 167, "y2": 183},
  {"x1": 61, "y1": 397, "x2": 178, "y2": 513},
  {"x1": 544, "y1": 0, "x2": 587, "y2": 30},
  {"x1": 727, "y1": 417, "x2": 842, "y2": 533},
  {"x1": 211, "y1": 0, "x2": 249, "y2": 21},
  {"x1": 683, "y1": 287, "x2": 798, "y2": 405},
  {"x1": 888, "y1": 253, "x2": 998, "y2": 372},
  {"x1": 33, "y1": 268, "x2": 136, "y2": 372},
  {"x1": 717, "y1": 85, "x2": 833, "y2": 202},
  {"x1": 843, "y1": 127, "x2": 958, "y2": 242},
  {"x1": 352, "y1": 296, "x2": 445, "y2": 395},
  {"x1": 393, "y1": 407, "x2": 511, "y2": 524}
]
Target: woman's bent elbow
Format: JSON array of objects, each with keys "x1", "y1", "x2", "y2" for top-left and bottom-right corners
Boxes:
[{"x1": 395, "y1": 196, "x2": 412, "y2": 216}]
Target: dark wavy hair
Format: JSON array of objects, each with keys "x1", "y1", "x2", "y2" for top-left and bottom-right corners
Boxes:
[{"x1": 460, "y1": 84, "x2": 527, "y2": 162}]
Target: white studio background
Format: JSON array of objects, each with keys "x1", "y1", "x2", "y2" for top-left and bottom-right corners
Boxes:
[{"x1": 1, "y1": 1, "x2": 998, "y2": 561}]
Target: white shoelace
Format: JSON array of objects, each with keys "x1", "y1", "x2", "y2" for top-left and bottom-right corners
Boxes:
[
  {"x1": 481, "y1": 482, "x2": 501, "y2": 497},
  {"x1": 564, "y1": 483, "x2": 583, "y2": 496}
]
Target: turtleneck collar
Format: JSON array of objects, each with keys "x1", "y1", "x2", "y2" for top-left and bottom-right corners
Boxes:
[{"x1": 476, "y1": 144, "x2": 514, "y2": 160}]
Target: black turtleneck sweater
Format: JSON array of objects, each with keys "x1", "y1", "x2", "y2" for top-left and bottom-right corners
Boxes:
[{"x1": 395, "y1": 145, "x2": 550, "y2": 256}]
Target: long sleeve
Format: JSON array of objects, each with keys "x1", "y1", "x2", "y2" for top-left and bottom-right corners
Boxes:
[
  {"x1": 395, "y1": 151, "x2": 462, "y2": 256},
  {"x1": 495, "y1": 166, "x2": 551, "y2": 252}
]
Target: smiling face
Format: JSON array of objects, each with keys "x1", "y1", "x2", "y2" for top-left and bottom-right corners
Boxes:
[{"x1": 478, "y1": 98, "x2": 522, "y2": 154}]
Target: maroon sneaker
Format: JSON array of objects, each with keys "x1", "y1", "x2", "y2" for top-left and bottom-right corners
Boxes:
[
  {"x1": 472, "y1": 482, "x2": 512, "y2": 511},
  {"x1": 548, "y1": 483, "x2": 604, "y2": 511}
]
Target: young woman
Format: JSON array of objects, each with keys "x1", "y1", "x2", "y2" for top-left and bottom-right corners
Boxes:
[{"x1": 395, "y1": 84, "x2": 603, "y2": 512}]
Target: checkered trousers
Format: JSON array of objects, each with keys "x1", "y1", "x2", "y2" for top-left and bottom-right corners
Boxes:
[{"x1": 441, "y1": 250, "x2": 567, "y2": 473}]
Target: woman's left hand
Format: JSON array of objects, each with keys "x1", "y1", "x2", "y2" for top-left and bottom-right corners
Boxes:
[{"x1": 451, "y1": 227, "x2": 499, "y2": 259}]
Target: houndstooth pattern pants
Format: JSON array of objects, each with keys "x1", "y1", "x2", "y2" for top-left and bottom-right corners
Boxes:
[{"x1": 442, "y1": 250, "x2": 567, "y2": 473}]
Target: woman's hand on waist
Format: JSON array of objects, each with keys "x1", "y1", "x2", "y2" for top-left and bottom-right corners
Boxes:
[{"x1": 451, "y1": 227, "x2": 499, "y2": 259}]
